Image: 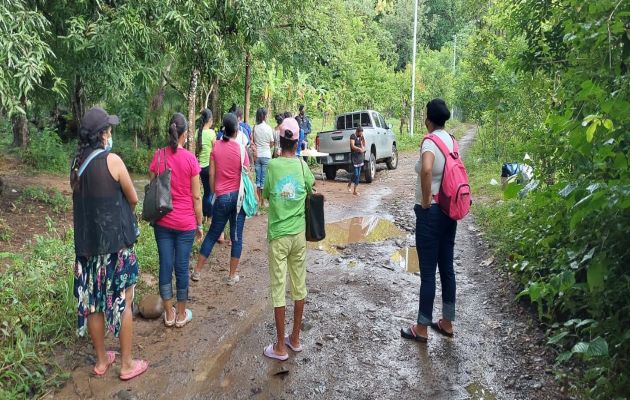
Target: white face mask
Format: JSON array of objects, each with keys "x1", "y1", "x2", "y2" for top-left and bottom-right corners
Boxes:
[{"x1": 105, "y1": 137, "x2": 113, "y2": 151}]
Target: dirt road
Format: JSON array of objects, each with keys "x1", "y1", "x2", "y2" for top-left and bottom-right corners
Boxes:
[{"x1": 54, "y1": 127, "x2": 565, "y2": 400}]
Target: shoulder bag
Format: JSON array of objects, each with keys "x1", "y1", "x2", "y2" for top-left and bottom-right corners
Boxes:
[
  {"x1": 237, "y1": 144, "x2": 258, "y2": 218},
  {"x1": 142, "y1": 148, "x2": 173, "y2": 223},
  {"x1": 300, "y1": 159, "x2": 325, "y2": 242}
]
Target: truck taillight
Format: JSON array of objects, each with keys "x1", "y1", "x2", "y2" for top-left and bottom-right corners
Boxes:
[{"x1": 315, "y1": 135, "x2": 320, "y2": 151}]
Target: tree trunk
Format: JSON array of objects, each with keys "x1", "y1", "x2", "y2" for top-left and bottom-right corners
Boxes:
[
  {"x1": 71, "y1": 75, "x2": 85, "y2": 132},
  {"x1": 11, "y1": 98, "x2": 29, "y2": 148},
  {"x1": 244, "y1": 50, "x2": 252, "y2": 123},
  {"x1": 187, "y1": 68, "x2": 200, "y2": 154},
  {"x1": 211, "y1": 78, "x2": 220, "y2": 123}
]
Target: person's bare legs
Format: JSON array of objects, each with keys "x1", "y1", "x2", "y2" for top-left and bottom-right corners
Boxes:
[
  {"x1": 273, "y1": 306, "x2": 288, "y2": 356},
  {"x1": 288, "y1": 299, "x2": 305, "y2": 348},
  {"x1": 193, "y1": 254, "x2": 207, "y2": 275},
  {"x1": 162, "y1": 298, "x2": 175, "y2": 321},
  {"x1": 87, "y1": 313, "x2": 107, "y2": 372},
  {"x1": 229, "y1": 257, "x2": 240, "y2": 278},
  {"x1": 119, "y1": 286, "x2": 139, "y2": 375}
]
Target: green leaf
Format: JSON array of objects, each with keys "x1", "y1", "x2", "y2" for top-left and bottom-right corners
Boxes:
[
  {"x1": 587, "y1": 260, "x2": 606, "y2": 291},
  {"x1": 602, "y1": 119, "x2": 613, "y2": 130},
  {"x1": 503, "y1": 182, "x2": 522, "y2": 200},
  {"x1": 548, "y1": 331, "x2": 569, "y2": 344},
  {"x1": 585, "y1": 122, "x2": 597, "y2": 143},
  {"x1": 571, "y1": 341, "x2": 589, "y2": 354},
  {"x1": 585, "y1": 337, "x2": 608, "y2": 357}
]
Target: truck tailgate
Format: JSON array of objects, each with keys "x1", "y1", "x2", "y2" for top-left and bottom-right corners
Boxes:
[{"x1": 317, "y1": 129, "x2": 353, "y2": 155}]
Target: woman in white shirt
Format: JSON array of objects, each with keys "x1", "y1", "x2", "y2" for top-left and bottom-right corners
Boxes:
[{"x1": 251, "y1": 108, "x2": 275, "y2": 206}]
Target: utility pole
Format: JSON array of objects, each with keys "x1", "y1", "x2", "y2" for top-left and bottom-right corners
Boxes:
[{"x1": 410, "y1": 0, "x2": 418, "y2": 136}]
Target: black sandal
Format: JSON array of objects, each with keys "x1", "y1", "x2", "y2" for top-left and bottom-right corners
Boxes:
[
  {"x1": 400, "y1": 325, "x2": 428, "y2": 342},
  {"x1": 430, "y1": 319, "x2": 454, "y2": 337}
]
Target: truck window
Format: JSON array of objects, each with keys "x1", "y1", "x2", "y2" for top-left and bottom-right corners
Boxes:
[
  {"x1": 379, "y1": 114, "x2": 387, "y2": 129},
  {"x1": 336, "y1": 116, "x2": 345, "y2": 130},
  {"x1": 352, "y1": 113, "x2": 361, "y2": 128},
  {"x1": 360, "y1": 112, "x2": 371, "y2": 127},
  {"x1": 373, "y1": 112, "x2": 381, "y2": 128},
  {"x1": 345, "y1": 114, "x2": 353, "y2": 129}
]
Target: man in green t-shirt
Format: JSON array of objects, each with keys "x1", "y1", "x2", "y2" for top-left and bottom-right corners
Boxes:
[{"x1": 262, "y1": 117, "x2": 315, "y2": 361}]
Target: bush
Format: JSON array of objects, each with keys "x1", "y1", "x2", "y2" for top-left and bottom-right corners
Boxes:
[
  {"x1": 114, "y1": 138, "x2": 154, "y2": 174},
  {"x1": 21, "y1": 128, "x2": 73, "y2": 173}
]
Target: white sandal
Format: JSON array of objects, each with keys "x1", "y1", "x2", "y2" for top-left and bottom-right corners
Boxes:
[
  {"x1": 175, "y1": 309, "x2": 193, "y2": 328},
  {"x1": 163, "y1": 307, "x2": 176, "y2": 327}
]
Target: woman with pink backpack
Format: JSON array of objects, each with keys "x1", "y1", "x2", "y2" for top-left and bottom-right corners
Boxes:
[{"x1": 401, "y1": 99, "x2": 471, "y2": 343}]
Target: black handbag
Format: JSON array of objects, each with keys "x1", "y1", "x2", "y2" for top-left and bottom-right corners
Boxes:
[
  {"x1": 301, "y1": 159, "x2": 325, "y2": 242},
  {"x1": 142, "y1": 148, "x2": 173, "y2": 223}
]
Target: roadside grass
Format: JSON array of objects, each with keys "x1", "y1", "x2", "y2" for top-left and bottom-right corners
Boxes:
[
  {"x1": 18, "y1": 187, "x2": 71, "y2": 214},
  {"x1": 0, "y1": 224, "x2": 75, "y2": 399}
]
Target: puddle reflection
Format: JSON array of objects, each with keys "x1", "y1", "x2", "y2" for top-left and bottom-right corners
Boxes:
[
  {"x1": 390, "y1": 247, "x2": 419, "y2": 273},
  {"x1": 311, "y1": 217, "x2": 405, "y2": 254},
  {"x1": 466, "y1": 382, "x2": 497, "y2": 400}
]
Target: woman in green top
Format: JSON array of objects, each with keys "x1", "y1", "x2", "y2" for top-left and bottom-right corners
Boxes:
[
  {"x1": 262, "y1": 117, "x2": 315, "y2": 361},
  {"x1": 197, "y1": 108, "x2": 215, "y2": 221}
]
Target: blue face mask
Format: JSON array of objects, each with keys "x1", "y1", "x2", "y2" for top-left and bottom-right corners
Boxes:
[{"x1": 105, "y1": 137, "x2": 113, "y2": 151}]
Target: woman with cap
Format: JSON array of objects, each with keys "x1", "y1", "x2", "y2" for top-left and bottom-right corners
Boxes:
[
  {"x1": 401, "y1": 98, "x2": 458, "y2": 343},
  {"x1": 150, "y1": 113, "x2": 203, "y2": 328},
  {"x1": 262, "y1": 117, "x2": 315, "y2": 361},
  {"x1": 71, "y1": 107, "x2": 148, "y2": 380},
  {"x1": 192, "y1": 113, "x2": 253, "y2": 285}
]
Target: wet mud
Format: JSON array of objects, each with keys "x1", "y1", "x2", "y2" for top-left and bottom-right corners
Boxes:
[{"x1": 52, "y1": 127, "x2": 566, "y2": 399}]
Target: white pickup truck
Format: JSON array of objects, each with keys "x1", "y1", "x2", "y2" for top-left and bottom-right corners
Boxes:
[{"x1": 315, "y1": 110, "x2": 398, "y2": 182}]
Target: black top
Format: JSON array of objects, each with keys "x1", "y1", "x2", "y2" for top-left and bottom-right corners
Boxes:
[
  {"x1": 350, "y1": 133, "x2": 365, "y2": 166},
  {"x1": 73, "y1": 150, "x2": 137, "y2": 257}
]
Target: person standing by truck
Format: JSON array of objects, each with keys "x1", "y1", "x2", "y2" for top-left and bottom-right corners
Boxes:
[
  {"x1": 295, "y1": 104, "x2": 311, "y2": 147},
  {"x1": 347, "y1": 126, "x2": 365, "y2": 196}
]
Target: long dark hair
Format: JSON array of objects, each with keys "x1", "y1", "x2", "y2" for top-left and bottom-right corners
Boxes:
[
  {"x1": 168, "y1": 112, "x2": 188, "y2": 153},
  {"x1": 196, "y1": 108, "x2": 212, "y2": 157},
  {"x1": 222, "y1": 113, "x2": 238, "y2": 142},
  {"x1": 70, "y1": 125, "x2": 110, "y2": 190},
  {"x1": 255, "y1": 108, "x2": 267, "y2": 125}
]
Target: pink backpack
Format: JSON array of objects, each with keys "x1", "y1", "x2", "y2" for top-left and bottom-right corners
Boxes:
[{"x1": 423, "y1": 133, "x2": 472, "y2": 220}]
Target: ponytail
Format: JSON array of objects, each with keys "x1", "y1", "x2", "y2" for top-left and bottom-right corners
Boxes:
[
  {"x1": 196, "y1": 108, "x2": 212, "y2": 156},
  {"x1": 167, "y1": 112, "x2": 188, "y2": 153}
]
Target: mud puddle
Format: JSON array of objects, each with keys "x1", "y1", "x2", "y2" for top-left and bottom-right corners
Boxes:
[
  {"x1": 466, "y1": 381, "x2": 498, "y2": 400},
  {"x1": 310, "y1": 216, "x2": 406, "y2": 254},
  {"x1": 390, "y1": 246, "x2": 419, "y2": 273}
]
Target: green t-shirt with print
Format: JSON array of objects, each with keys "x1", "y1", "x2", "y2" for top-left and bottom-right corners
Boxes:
[
  {"x1": 263, "y1": 157, "x2": 315, "y2": 241},
  {"x1": 198, "y1": 128, "x2": 215, "y2": 168}
]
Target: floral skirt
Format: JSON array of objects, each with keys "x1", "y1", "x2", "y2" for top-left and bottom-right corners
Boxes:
[{"x1": 74, "y1": 248, "x2": 139, "y2": 337}]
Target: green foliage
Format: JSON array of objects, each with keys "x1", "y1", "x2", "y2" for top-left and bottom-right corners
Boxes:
[
  {"x1": 0, "y1": 228, "x2": 75, "y2": 399},
  {"x1": 19, "y1": 186, "x2": 70, "y2": 214},
  {"x1": 115, "y1": 138, "x2": 155, "y2": 174},
  {"x1": 20, "y1": 128, "x2": 72, "y2": 173},
  {"x1": 462, "y1": 0, "x2": 630, "y2": 397}
]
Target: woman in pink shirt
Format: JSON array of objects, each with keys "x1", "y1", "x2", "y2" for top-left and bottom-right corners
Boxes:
[
  {"x1": 150, "y1": 113, "x2": 203, "y2": 328},
  {"x1": 192, "y1": 113, "x2": 250, "y2": 285}
]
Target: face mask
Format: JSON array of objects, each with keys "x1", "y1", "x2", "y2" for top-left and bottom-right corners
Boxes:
[{"x1": 105, "y1": 137, "x2": 113, "y2": 151}]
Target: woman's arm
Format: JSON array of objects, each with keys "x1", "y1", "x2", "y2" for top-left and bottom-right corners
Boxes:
[
  {"x1": 191, "y1": 174, "x2": 203, "y2": 239},
  {"x1": 209, "y1": 158, "x2": 216, "y2": 193},
  {"x1": 350, "y1": 137, "x2": 361, "y2": 152},
  {"x1": 107, "y1": 153, "x2": 138, "y2": 209},
  {"x1": 421, "y1": 151, "x2": 435, "y2": 209}
]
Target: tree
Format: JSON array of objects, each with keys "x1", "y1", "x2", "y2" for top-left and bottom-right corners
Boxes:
[{"x1": 0, "y1": 1, "x2": 61, "y2": 148}]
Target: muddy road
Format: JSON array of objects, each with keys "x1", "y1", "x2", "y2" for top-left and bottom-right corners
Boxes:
[{"x1": 54, "y1": 127, "x2": 564, "y2": 400}]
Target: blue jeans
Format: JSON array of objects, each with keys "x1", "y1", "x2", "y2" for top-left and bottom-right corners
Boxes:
[
  {"x1": 154, "y1": 225, "x2": 196, "y2": 302},
  {"x1": 200, "y1": 166, "x2": 213, "y2": 217},
  {"x1": 255, "y1": 157, "x2": 270, "y2": 188},
  {"x1": 415, "y1": 204, "x2": 457, "y2": 325},
  {"x1": 200, "y1": 191, "x2": 246, "y2": 259},
  {"x1": 351, "y1": 165, "x2": 362, "y2": 185}
]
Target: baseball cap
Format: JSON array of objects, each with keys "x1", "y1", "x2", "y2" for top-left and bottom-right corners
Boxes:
[
  {"x1": 278, "y1": 117, "x2": 299, "y2": 141},
  {"x1": 81, "y1": 107, "x2": 120, "y2": 134}
]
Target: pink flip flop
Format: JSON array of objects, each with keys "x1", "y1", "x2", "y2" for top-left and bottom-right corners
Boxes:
[
  {"x1": 93, "y1": 351, "x2": 117, "y2": 376},
  {"x1": 284, "y1": 335, "x2": 303, "y2": 352},
  {"x1": 119, "y1": 359, "x2": 149, "y2": 381},
  {"x1": 263, "y1": 344, "x2": 288, "y2": 361}
]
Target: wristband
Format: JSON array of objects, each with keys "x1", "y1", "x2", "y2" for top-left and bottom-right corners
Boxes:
[{"x1": 197, "y1": 225, "x2": 203, "y2": 230}]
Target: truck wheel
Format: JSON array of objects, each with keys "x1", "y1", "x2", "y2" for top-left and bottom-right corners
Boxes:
[
  {"x1": 364, "y1": 152, "x2": 376, "y2": 183},
  {"x1": 324, "y1": 165, "x2": 337, "y2": 180},
  {"x1": 386, "y1": 144, "x2": 398, "y2": 170}
]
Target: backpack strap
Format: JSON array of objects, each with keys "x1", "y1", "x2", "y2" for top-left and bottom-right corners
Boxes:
[
  {"x1": 423, "y1": 133, "x2": 458, "y2": 159},
  {"x1": 78, "y1": 149, "x2": 106, "y2": 177}
]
